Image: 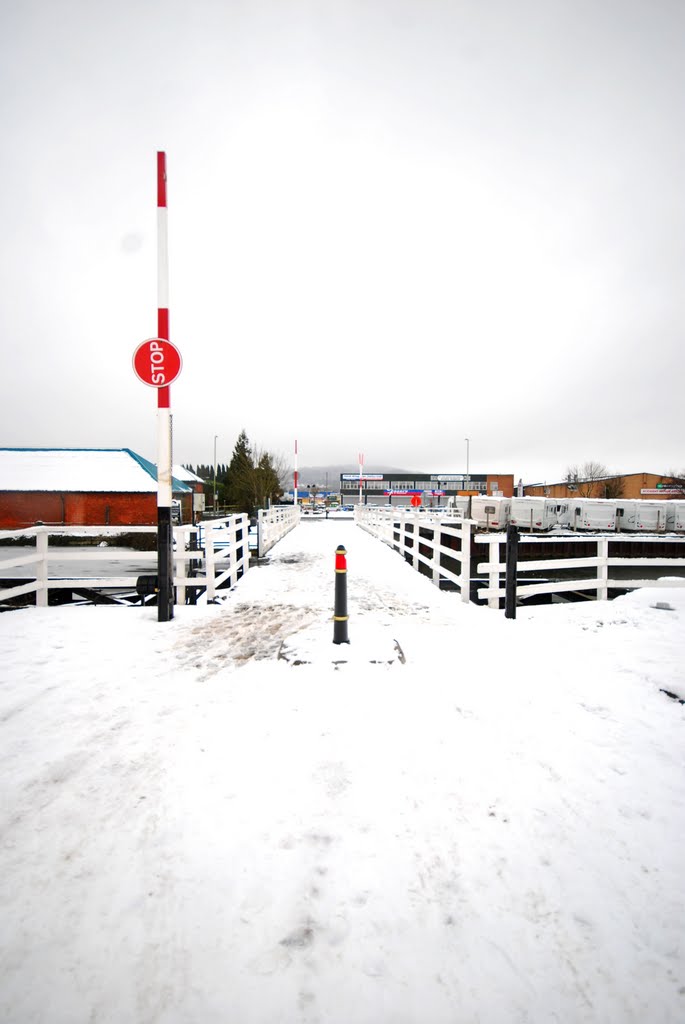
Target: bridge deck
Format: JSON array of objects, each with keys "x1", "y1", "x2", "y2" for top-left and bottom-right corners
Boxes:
[{"x1": 184, "y1": 517, "x2": 460, "y2": 674}]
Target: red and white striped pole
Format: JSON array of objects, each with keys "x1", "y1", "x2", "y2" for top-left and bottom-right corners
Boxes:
[
  {"x1": 294, "y1": 439, "x2": 299, "y2": 509},
  {"x1": 156, "y1": 151, "x2": 174, "y2": 621},
  {"x1": 358, "y1": 451, "x2": 364, "y2": 507}
]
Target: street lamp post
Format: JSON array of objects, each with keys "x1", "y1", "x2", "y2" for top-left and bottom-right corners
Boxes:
[
  {"x1": 465, "y1": 437, "x2": 470, "y2": 492},
  {"x1": 213, "y1": 435, "x2": 218, "y2": 511}
]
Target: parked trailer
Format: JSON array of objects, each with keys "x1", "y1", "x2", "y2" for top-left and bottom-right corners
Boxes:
[
  {"x1": 446, "y1": 496, "x2": 471, "y2": 517},
  {"x1": 665, "y1": 500, "x2": 685, "y2": 533},
  {"x1": 470, "y1": 496, "x2": 511, "y2": 530},
  {"x1": 616, "y1": 500, "x2": 667, "y2": 532},
  {"x1": 559, "y1": 498, "x2": 617, "y2": 532},
  {"x1": 509, "y1": 497, "x2": 561, "y2": 531}
]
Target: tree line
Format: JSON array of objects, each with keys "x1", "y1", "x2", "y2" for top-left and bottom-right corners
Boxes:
[{"x1": 184, "y1": 430, "x2": 287, "y2": 515}]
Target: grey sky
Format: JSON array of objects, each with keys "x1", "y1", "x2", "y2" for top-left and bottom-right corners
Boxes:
[{"x1": 1, "y1": 0, "x2": 683, "y2": 484}]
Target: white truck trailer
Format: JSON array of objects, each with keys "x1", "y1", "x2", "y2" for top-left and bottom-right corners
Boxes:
[
  {"x1": 446, "y1": 496, "x2": 471, "y2": 517},
  {"x1": 616, "y1": 500, "x2": 668, "y2": 532},
  {"x1": 470, "y1": 496, "x2": 511, "y2": 530},
  {"x1": 509, "y1": 497, "x2": 561, "y2": 531},
  {"x1": 559, "y1": 498, "x2": 618, "y2": 531},
  {"x1": 665, "y1": 500, "x2": 685, "y2": 533}
]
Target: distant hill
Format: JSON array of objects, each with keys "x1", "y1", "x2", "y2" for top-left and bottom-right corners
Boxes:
[{"x1": 295, "y1": 464, "x2": 411, "y2": 488}]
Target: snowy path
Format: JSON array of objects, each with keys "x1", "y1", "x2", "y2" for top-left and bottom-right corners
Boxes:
[
  {"x1": 177, "y1": 519, "x2": 451, "y2": 674},
  {"x1": 1, "y1": 520, "x2": 684, "y2": 1023}
]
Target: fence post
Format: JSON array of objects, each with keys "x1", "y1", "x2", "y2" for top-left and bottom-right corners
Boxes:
[
  {"x1": 187, "y1": 525, "x2": 198, "y2": 605},
  {"x1": 597, "y1": 537, "x2": 609, "y2": 600},
  {"x1": 205, "y1": 523, "x2": 216, "y2": 601},
  {"x1": 460, "y1": 520, "x2": 472, "y2": 604},
  {"x1": 505, "y1": 524, "x2": 519, "y2": 619},
  {"x1": 414, "y1": 510, "x2": 421, "y2": 569},
  {"x1": 487, "y1": 535, "x2": 501, "y2": 610},
  {"x1": 432, "y1": 523, "x2": 440, "y2": 584},
  {"x1": 36, "y1": 528, "x2": 48, "y2": 607},
  {"x1": 174, "y1": 525, "x2": 185, "y2": 605},
  {"x1": 257, "y1": 509, "x2": 265, "y2": 558},
  {"x1": 239, "y1": 514, "x2": 249, "y2": 581}
]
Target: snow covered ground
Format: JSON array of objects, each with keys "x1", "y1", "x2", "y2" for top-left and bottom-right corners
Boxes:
[{"x1": 1, "y1": 518, "x2": 684, "y2": 1023}]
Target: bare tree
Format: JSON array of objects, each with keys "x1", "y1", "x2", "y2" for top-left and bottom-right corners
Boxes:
[
  {"x1": 603, "y1": 476, "x2": 625, "y2": 499},
  {"x1": 564, "y1": 461, "x2": 611, "y2": 497},
  {"x1": 664, "y1": 470, "x2": 685, "y2": 497}
]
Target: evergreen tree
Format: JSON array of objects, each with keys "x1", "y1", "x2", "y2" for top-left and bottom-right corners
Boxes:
[
  {"x1": 253, "y1": 451, "x2": 283, "y2": 509},
  {"x1": 226, "y1": 429, "x2": 255, "y2": 512}
]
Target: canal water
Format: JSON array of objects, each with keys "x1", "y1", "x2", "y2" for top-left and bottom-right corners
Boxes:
[{"x1": 0, "y1": 546, "x2": 157, "y2": 581}]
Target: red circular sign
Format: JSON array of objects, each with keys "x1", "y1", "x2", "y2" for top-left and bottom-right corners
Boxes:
[
  {"x1": 410, "y1": 494, "x2": 422, "y2": 507},
  {"x1": 133, "y1": 338, "x2": 182, "y2": 388}
]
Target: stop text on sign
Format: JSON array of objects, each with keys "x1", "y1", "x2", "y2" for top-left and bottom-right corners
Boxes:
[{"x1": 133, "y1": 338, "x2": 182, "y2": 388}]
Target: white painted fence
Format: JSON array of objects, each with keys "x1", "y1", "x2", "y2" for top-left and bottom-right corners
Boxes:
[
  {"x1": 256, "y1": 505, "x2": 300, "y2": 557},
  {"x1": 355, "y1": 506, "x2": 473, "y2": 603},
  {"x1": 178, "y1": 515, "x2": 251, "y2": 603},
  {"x1": 0, "y1": 516, "x2": 251, "y2": 607},
  {"x1": 476, "y1": 533, "x2": 685, "y2": 609}
]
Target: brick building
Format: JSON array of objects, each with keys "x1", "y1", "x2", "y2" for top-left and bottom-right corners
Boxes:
[
  {"x1": 0, "y1": 448, "x2": 193, "y2": 529},
  {"x1": 524, "y1": 472, "x2": 683, "y2": 501}
]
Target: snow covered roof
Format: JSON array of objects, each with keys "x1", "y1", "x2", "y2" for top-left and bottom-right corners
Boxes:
[
  {"x1": 0, "y1": 448, "x2": 192, "y2": 493},
  {"x1": 173, "y1": 464, "x2": 204, "y2": 484}
]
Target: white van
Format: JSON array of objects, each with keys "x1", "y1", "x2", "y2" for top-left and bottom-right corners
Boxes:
[
  {"x1": 509, "y1": 497, "x2": 561, "y2": 531},
  {"x1": 665, "y1": 500, "x2": 685, "y2": 533},
  {"x1": 559, "y1": 498, "x2": 617, "y2": 531},
  {"x1": 616, "y1": 500, "x2": 667, "y2": 532},
  {"x1": 470, "y1": 496, "x2": 511, "y2": 530}
]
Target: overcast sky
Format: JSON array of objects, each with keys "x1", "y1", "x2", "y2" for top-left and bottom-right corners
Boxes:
[{"x1": 1, "y1": 0, "x2": 683, "y2": 484}]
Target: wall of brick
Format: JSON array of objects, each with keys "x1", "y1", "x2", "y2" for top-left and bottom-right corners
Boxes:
[
  {"x1": 0, "y1": 493, "x2": 159, "y2": 529},
  {"x1": 485, "y1": 474, "x2": 514, "y2": 497},
  {"x1": 524, "y1": 473, "x2": 681, "y2": 500}
]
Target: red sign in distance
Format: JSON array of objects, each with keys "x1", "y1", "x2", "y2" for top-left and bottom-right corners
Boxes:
[
  {"x1": 410, "y1": 494, "x2": 422, "y2": 507},
  {"x1": 133, "y1": 338, "x2": 182, "y2": 388}
]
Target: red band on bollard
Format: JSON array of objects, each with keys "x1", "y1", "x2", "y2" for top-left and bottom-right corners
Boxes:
[{"x1": 335, "y1": 547, "x2": 347, "y2": 572}]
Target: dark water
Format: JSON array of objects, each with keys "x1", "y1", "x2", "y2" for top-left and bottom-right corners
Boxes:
[{"x1": 0, "y1": 546, "x2": 157, "y2": 581}]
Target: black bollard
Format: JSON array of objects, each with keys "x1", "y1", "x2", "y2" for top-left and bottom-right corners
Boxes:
[
  {"x1": 504, "y1": 524, "x2": 519, "y2": 620},
  {"x1": 333, "y1": 544, "x2": 350, "y2": 644}
]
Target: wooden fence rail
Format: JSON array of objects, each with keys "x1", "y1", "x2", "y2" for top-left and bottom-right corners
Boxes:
[
  {"x1": 0, "y1": 517, "x2": 252, "y2": 607},
  {"x1": 355, "y1": 506, "x2": 473, "y2": 602},
  {"x1": 256, "y1": 505, "x2": 300, "y2": 557},
  {"x1": 475, "y1": 532, "x2": 685, "y2": 609},
  {"x1": 355, "y1": 507, "x2": 685, "y2": 609}
]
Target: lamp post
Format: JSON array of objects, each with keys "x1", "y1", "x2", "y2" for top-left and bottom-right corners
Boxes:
[
  {"x1": 213, "y1": 435, "x2": 218, "y2": 511},
  {"x1": 465, "y1": 437, "x2": 470, "y2": 492}
]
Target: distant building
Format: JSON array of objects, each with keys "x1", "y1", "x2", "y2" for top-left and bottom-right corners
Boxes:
[
  {"x1": 340, "y1": 470, "x2": 514, "y2": 506},
  {"x1": 172, "y1": 464, "x2": 206, "y2": 520},
  {"x1": 524, "y1": 472, "x2": 682, "y2": 500},
  {"x1": 0, "y1": 448, "x2": 193, "y2": 529}
]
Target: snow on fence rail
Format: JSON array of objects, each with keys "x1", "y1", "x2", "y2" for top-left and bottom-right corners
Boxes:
[
  {"x1": 355, "y1": 505, "x2": 473, "y2": 603},
  {"x1": 0, "y1": 516, "x2": 251, "y2": 607},
  {"x1": 256, "y1": 505, "x2": 300, "y2": 557},
  {"x1": 475, "y1": 532, "x2": 685, "y2": 609}
]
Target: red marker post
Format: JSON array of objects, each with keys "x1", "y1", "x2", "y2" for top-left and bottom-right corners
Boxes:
[
  {"x1": 155, "y1": 152, "x2": 175, "y2": 621},
  {"x1": 132, "y1": 152, "x2": 179, "y2": 622},
  {"x1": 333, "y1": 545, "x2": 350, "y2": 644}
]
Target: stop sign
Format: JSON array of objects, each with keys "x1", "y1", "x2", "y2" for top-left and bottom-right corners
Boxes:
[
  {"x1": 133, "y1": 338, "x2": 182, "y2": 388},
  {"x1": 411, "y1": 494, "x2": 422, "y2": 507}
]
